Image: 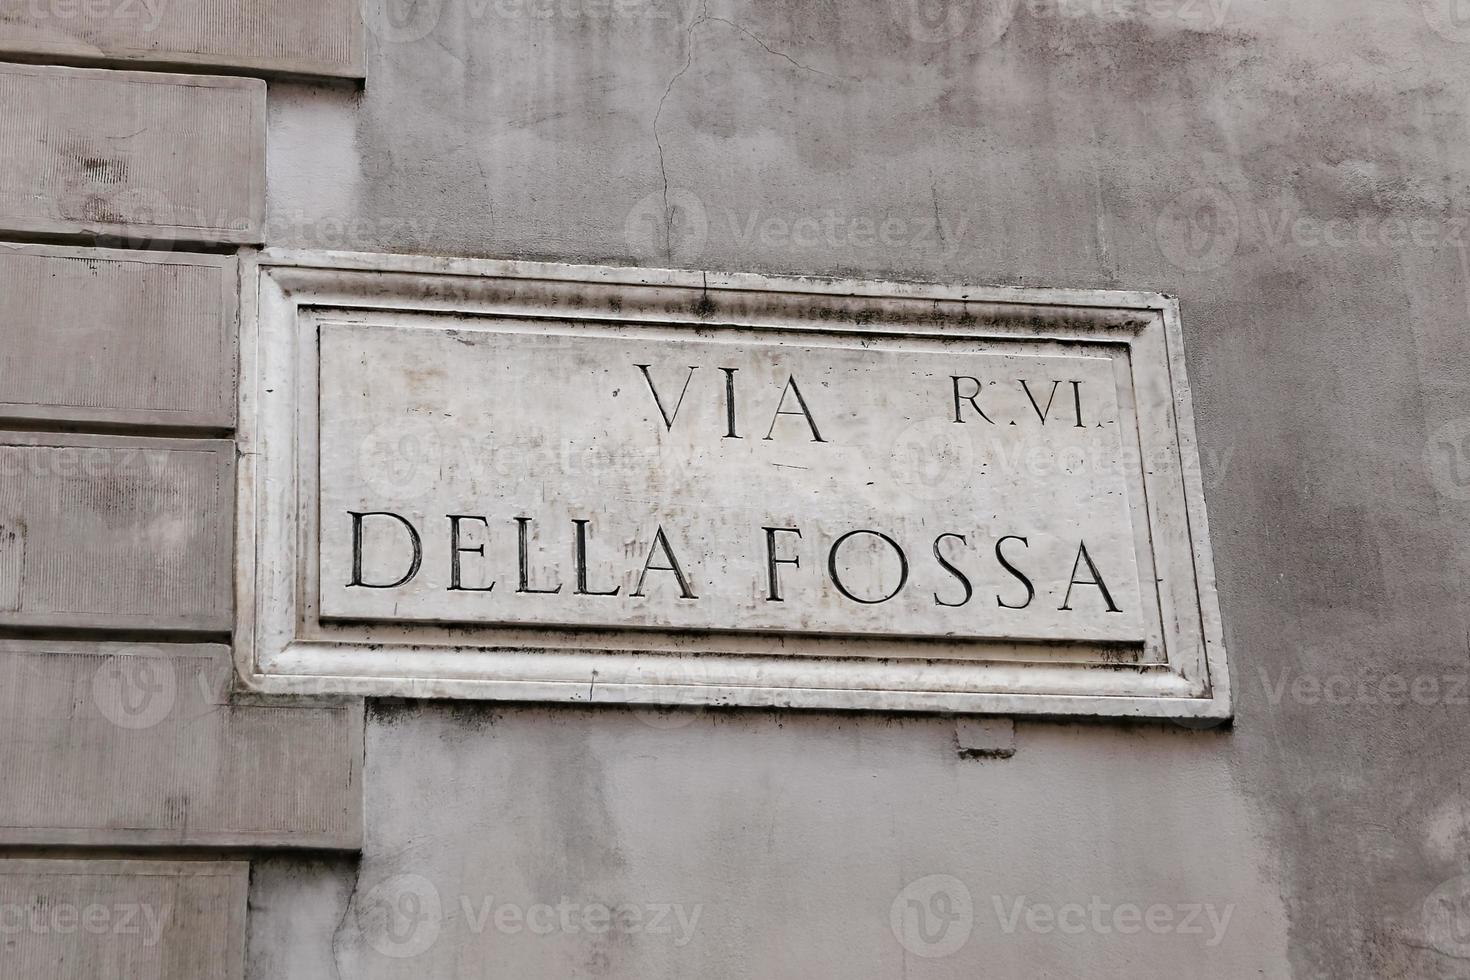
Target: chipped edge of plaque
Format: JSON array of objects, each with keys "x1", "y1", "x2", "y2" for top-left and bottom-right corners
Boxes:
[{"x1": 235, "y1": 248, "x2": 1230, "y2": 721}]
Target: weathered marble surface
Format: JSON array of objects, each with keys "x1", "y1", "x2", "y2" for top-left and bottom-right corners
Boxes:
[
  {"x1": 323, "y1": 319, "x2": 1145, "y2": 642},
  {"x1": 241, "y1": 257, "x2": 1221, "y2": 716}
]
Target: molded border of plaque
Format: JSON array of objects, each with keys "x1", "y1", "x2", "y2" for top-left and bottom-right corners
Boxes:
[{"x1": 237, "y1": 248, "x2": 1230, "y2": 720}]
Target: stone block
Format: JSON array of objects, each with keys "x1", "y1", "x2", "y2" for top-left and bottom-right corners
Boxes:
[
  {"x1": 0, "y1": 433, "x2": 232, "y2": 632},
  {"x1": 0, "y1": 243, "x2": 235, "y2": 429},
  {"x1": 0, "y1": 63, "x2": 264, "y2": 245},
  {"x1": 0, "y1": 641, "x2": 363, "y2": 848},
  {"x1": 955, "y1": 716, "x2": 1016, "y2": 759},
  {"x1": 0, "y1": 858, "x2": 247, "y2": 978},
  {"x1": 0, "y1": 0, "x2": 362, "y2": 78}
]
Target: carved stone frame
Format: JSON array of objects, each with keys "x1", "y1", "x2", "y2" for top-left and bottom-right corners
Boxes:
[{"x1": 236, "y1": 248, "x2": 1230, "y2": 719}]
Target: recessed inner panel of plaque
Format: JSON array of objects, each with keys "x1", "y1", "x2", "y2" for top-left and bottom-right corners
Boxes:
[{"x1": 316, "y1": 316, "x2": 1150, "y2": 647}]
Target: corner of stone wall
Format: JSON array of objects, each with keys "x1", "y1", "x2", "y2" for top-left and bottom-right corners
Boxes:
[{"x1": 0, "y1": 7, "x2": 365, "y2": 975}]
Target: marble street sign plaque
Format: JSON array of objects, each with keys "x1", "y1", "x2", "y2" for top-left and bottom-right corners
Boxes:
[{"x1": 238, "y1": 252, "x2": 1228, "y2": 719}]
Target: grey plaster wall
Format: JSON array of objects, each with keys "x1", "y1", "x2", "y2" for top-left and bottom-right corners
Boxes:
[{"x1": 256, "y1": 0, "x2": 1470, "y2": 976}]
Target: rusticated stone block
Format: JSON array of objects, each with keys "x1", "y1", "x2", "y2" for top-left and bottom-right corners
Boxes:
[
  {"x1": 0, "y1": 0, "x2": 362, "y2": 78},
  {"x1": 0, "y1": 641, "x2": 363, "y2": 849},
  {"x1": 0, "y1": 63, "x2": 264, "y2": 245},
  {"x1": 0, "y1": 858, "x2": 247, "y2": 978},
  {"x1": 0, "y1": 243, "x2": 235, "y2": 429},
  {"x1": 0, "y1": 433, "x2": 232, "y2": 632}
]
